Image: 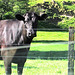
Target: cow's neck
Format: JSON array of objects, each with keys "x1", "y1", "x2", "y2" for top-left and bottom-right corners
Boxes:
[{"x1": 24, "y1": 37, "x2": 33, "y2": 44}]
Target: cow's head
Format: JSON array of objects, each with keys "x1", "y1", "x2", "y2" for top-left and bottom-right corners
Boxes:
[{"x1": 16, "y1": 12, "x2": 47, "y2": 38}]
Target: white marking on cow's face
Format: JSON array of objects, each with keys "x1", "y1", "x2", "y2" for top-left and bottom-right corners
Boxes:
[{"x1": 23, "y1": 13, "x2": 37, "y2": 38}]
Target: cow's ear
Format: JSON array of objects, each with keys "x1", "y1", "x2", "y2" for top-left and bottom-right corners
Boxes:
[
  {"x1": 15, "y1": 14, "x2": 25, "y2": 21},
  {"x1": 37, "y1": 14, "x2": 48, "y2": 20}
]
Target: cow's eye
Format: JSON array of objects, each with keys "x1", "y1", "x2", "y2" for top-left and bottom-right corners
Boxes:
[{"x1": 32, "y1": 17, "x2": 36, "y2": 22}]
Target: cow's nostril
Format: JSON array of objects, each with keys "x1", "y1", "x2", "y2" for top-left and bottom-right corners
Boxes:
[{"x1": 29, "y1": 33, "x2": 31, "y2": 36}]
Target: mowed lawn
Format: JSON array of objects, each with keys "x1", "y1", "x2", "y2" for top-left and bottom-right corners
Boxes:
[{"x1": 0, "y1": 31, "x2": 75, "y2": 75}]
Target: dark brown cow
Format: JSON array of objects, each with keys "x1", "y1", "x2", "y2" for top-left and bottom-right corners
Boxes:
[{"x1": 0, "y1": 12, "x2": 47, "y2": 75}]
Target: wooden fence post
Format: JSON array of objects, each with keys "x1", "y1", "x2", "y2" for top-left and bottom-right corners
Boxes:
[{"x1": 68, "y1": 27, "x2": 74, "y2": 75}]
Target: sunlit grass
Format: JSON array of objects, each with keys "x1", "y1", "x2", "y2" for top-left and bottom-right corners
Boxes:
[
  {"x1": 33, "y1": 31, "x2": 69, "y2": 41},
  {"x1": 0, "y1": 60, "x2": 68, "y2": 75},
  {"x1": 1, "y1": 59, "x2": 75, "y2": 75},
  {"x1": 0, "y1": 31, "x2": 72, "y2": 75}
]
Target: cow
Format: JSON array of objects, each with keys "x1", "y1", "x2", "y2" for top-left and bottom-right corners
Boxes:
[{"x1": 0, "y1": 12, "x2": 47, "y2": 75}]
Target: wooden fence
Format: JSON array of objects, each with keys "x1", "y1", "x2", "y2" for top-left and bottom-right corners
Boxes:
[{"x1": 68, "y1": 27, "x2": 74, "y2": 75}]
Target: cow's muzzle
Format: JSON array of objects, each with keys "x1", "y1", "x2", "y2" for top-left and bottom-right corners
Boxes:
[
  {"x1": 28, "y1": 32, "x2": 36, "y2": 38},
  {"x1": 27, "y1": 29, "x2": 36, "y2": 38}
]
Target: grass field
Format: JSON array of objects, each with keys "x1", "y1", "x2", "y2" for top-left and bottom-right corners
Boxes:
[
  {"x1": 0, "y1": 30, "x2": 75, "y2": 75},
  {"x1": 0, "y1": 60, "x2": 68, "y2": 75}
]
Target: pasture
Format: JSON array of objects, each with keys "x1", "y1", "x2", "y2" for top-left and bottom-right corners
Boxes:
[{"x1": 0, "y1": 30, "x2": 75, "y2": 75}]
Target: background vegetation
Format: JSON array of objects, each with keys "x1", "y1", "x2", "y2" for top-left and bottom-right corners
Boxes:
[
  {"x1": 0, "y1": 0, "x2": 75, "y2": 29},
  {"x1": 0, "y1": 0, "x2": 75, "y2": 75}
]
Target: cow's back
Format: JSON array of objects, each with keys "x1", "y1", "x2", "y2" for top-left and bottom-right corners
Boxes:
[
  {"x1": 0, "y1": 20, "x2": 24, "y2": 45},
  {"x1": 0, "y1": 20, "x2": 24, "y2": 61}
]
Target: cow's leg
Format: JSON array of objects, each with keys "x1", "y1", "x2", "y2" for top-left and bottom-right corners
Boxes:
[
  {"x1": 17, "y1": 48, "x2": 29, "y2": 75},
  {"x1": 4, "y1": 62, "x2": 11, "y2": 75},
  {"x1": 1, "y1": 45, "x2": 11, "y2": 75},
  {"x1": 1, "y1": 45, "x2": 17, "y2": 75},
  {"x1": 17, "y1": 62, "x2": 25, "y2": 75}
]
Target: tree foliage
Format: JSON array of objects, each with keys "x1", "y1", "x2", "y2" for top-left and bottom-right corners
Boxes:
[
  {"x1": 0, "y1": 0, "x2": 29, "y2": 19},
  {"x1": 0, "y1": 0, "x2": 75, "y2": 29},
  {"x1": 29, "y1": 1, "x2": 75, "y2": 29}
]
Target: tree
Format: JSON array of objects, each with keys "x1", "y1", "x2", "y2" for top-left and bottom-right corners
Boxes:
[{"x1": 0, "y1": 0, "x2": 30, "y2": 19}]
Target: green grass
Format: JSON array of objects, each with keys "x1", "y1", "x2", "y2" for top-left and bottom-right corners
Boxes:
[
  {"x1": 33, "y1": 31, "x2": 69, "y2": 41},
  {"x1": 23, "y1": 60, "x2": 68, "y2": 75},
  {"x1": 30, "y1": 31, "x2": 68, "y2": 52},
  {"x1": 0, "y1": 31, "x2": 73, "y2": 75},
  {"x1": 1, "y1": 59, "x2": 75, "y2": 75},
  {"x1": 28, "y1": 31, "x2": 69, "y2": 60},
  {"x1": 0, "y1": 60, "x2": 68, "y2": 75}
]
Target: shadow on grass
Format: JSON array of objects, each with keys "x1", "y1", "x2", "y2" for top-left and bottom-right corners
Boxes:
[
  {"x1": 0, "y1": 63, "x2": 38, "y2": 69},
  {"x1": 0, "y1": 64, "x2": 17, "y2": 69},
  {"x1": 0, "y1": 65, "x2": 4, "y2": 67},
  {"x1": 0, "y1": 50, "x2": 74, "y2": 69},
  {"x1": 28, "y1": 50, "x2": 69, "y2": 60},
  {"x1": 11, "y1": 65, "x2": 38, "y2": 69},
  {"x1": 32, "y1": 40, "x2": 68, "y2": 43},
  {"x1": 31, "y1": 40, "x2": 69, "y2": 60}
]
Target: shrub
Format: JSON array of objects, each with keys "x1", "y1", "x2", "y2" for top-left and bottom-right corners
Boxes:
[
  {"x1": 3, "y1": 12, "x2": 15, "y2": 19},
  {"x1": 58, "y1": 17, "x2": 75, "y2": 29}
]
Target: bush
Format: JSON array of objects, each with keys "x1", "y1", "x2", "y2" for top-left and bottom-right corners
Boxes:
[
  {"x1": 58, "y1": 17, "x2": 75, "y2": 29},
  {"x1": 3, "y1": 12, "x2": 15, "y2": 19}
]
